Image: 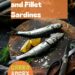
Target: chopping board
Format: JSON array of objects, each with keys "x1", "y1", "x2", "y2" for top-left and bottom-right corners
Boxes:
[{"x1": 8, "y1": 19, "x2": 75, "y2": 75}]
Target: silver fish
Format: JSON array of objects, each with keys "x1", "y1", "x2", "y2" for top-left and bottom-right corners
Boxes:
[
  {"x1": 0, "y1": 0, "x2": 10, "y2": 12},
  {"x1": 8, "y1": 33, "x2": 64, "y2": 65},
  {"x1": 0, "y1": 65, "x2": 8, "y2": 75},
  {"x1": 15, "y1": 23, "x2": 62, "y2": 37},
  {"x1": 0, "y1": 65, "x2": 8, "y2": 71}
]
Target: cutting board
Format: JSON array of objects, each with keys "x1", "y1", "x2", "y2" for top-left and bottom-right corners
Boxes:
[{"x1": 8, "y1": 19, "x2": 75, "y2": 75}]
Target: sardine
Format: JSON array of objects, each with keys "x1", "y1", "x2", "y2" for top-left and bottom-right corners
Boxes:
[
  {"x1": 8, "y1": 33, "x2": 64, "y2": 64},
  {"x1": 14, "y1": 23, "x2": 62, "y2": 37},
  {"x1": 0, "y1": 65, "x2": 8, "y2": 71},
  {"x1": 0, "y1": 0, "x2": 10, "y2": 12}
]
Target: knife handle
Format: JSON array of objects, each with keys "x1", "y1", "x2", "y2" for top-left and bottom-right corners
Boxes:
[{"x1": 58, "y1": 58, "x2": 68, "y2": 75}]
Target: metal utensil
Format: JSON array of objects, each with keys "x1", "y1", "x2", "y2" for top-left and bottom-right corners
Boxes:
[
  {"x1": 58, "y1": 39, "x2": 70, "y2": 75},
  {"x1": 47, "y1": 47, "x2": 75, "y2": 75}
]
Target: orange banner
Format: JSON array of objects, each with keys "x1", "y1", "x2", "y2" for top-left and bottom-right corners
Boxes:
[{"x1": 11, "y1": 0, "x2": 68, "y2": 19}]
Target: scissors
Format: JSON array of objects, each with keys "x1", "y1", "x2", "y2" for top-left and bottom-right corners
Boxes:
[{"x1": 47, "y1": 39, "x2": 75, "y2": 75}]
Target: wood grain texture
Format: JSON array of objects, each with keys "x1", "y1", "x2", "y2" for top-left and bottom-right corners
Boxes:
[{"x1": 8, "y1": 19, "x2": 75, "y2": 75}]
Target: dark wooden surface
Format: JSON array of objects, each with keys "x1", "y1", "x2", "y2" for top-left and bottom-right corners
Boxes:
[
  {"x1": 8, "y1": 19, "x2": 75, "y2": 75},
  {"x1": 0, "y1": 0, "x2": 75, "y2": 74}
]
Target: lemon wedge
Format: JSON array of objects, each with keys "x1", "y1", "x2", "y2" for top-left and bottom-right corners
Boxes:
[
  {"x1": 30, "y1": 38, "x2": 41, "y2": 46},
  {"x1": 20, "y1": 40, "x2": 31, "y2": 53}
]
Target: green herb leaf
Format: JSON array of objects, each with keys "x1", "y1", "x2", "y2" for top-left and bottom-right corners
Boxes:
[
  {"x1": 26, "y1": 58, "x2": 33, "y2": 63},
  {"x1": 0, "y1": 46, "x2": 9, "y2": 64}
]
